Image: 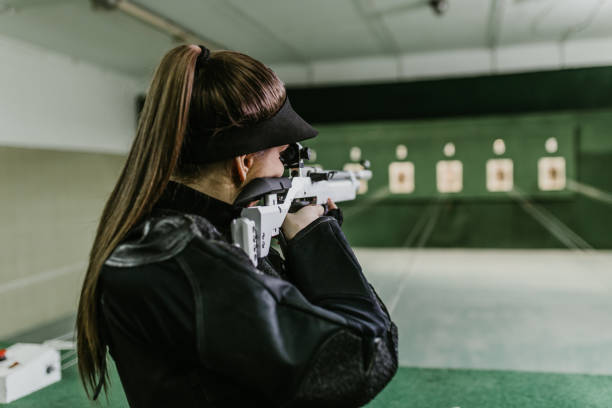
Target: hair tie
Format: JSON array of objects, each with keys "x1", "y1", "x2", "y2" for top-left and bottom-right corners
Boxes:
[{"x1": 196, "y1": 45, "x2": 210, "y2": 66}]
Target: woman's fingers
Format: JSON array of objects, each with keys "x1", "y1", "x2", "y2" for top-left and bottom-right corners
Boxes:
[
  {"x1": 327, "y1": 198, "x2": 338, "y2": 210},
  {"x1": 317, "y1": 204, "x2": 325, "y2": 216},
  {"x1": 282, "y1": 204, "x2": 325, "y2": 240}
]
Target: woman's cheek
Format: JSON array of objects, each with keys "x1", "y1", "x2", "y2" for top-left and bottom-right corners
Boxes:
[{"x1": 275, "y1": 160, "x2": 285, "y2": 177}]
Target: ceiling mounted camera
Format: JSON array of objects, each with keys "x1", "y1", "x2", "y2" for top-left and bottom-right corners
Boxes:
[{"x1": 429, "y1": 0, "x2": 449, "y2": 16}]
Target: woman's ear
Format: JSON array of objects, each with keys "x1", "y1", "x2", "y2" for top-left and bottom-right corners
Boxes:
[{"x1": 233, "y1": 154, "x2": 256, "y2": 184}]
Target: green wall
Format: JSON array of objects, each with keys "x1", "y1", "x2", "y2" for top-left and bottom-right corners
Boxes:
[{"x1": 288, "y1": 68, "x2": 612, "y2": 249}]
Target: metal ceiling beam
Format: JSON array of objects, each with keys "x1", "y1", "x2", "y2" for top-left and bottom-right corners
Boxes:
[{"x1": 91, "y1": 0, "x2": 225, "y2": 50}]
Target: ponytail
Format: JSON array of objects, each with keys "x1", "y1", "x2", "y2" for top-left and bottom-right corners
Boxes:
[
  {"x1": 76, "y1": 44, "x2": 201, "y2": 398},
  {"x1": 77, "y1": 43, "x2": 287, "y2": 399}
]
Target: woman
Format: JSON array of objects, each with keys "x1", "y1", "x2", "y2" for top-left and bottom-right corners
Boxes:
[{"x1": 77, "y1": 44, "x2": 398, "y2": 407}]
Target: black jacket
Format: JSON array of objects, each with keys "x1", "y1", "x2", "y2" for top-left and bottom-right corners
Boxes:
[{"x1": 99, "y1": 181, "x2": 398, "y2": 407}]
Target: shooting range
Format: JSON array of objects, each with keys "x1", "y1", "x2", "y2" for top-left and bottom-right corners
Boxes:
[{"x1": 2, "y1": 0, "x2": 612, "y2": 406}]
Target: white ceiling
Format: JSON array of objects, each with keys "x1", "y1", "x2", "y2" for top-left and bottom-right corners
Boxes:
[{"x1": 2, "y1": 0, "x2": 612, "y2": 83}]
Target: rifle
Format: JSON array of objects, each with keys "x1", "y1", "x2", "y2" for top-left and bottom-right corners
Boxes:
[{"x1": 231, "y1": 143, "x2": 372, "y2": 266}]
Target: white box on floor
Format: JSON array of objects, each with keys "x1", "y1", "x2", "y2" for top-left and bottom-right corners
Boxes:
[{"x1": 0, "y1": 343, "x2": 61, "y2": 403}]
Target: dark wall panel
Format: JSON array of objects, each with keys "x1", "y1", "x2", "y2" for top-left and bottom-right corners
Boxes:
[
  {"x1": 287, "y1": 68, "x2": 612, "y2": 249},
  {"x1": 288, "y1": 67, "x2": 612, "y2": 123}
]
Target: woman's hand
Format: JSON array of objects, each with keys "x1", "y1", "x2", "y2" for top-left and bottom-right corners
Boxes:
[
  {"x1": 282, "y1": 199, "x2": 339, "y2": 240},
  {"x1": 326, "y1": 198, "x2": 338, "y2": 211},
  {"x1": 280, "y1": 202, "x2": 322, "y2": 241},
  {"x1": 282, "y1": 204, "x2": 324, "y2": 240},
  {"x1": 325, "y1": 198, "x2": 343, "y2": 227}
]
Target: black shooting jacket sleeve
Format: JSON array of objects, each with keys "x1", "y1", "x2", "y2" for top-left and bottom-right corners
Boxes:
[
  {"x1": 101, "y1": 211, "x2": 398, "y2": 407},
  {"x1": 175, "y1": 215, "x2": 398, "y2": 407}
]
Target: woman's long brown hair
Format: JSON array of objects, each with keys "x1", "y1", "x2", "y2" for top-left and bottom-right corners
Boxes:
[{"x1": 76, "y1": 44, "x2": 286, "y2": 398}]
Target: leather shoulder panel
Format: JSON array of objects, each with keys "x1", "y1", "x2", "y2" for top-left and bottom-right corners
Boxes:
[{"x1": 105, "y1": 210, "x2": 222, "y2": 268}]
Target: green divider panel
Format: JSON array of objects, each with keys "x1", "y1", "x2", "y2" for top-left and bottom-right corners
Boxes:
[
  {"x1": 302, "y1": 110, "x2": 612, "y2": 248},
  {"x1": 308, "y1": 111, "x2": 577, "y2": 200}
]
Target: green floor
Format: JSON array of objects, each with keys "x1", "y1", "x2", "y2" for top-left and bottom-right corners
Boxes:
[
  {"x1": 4, "y1": 249, "x2": 612, "y2": 406},
  {"x1": 4, "y1": 356, "x2": 612, "y2": 408}
]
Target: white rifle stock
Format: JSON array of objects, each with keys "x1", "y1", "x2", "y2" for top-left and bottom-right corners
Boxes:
[{"x1": 231, "y1": 165, "x2": 372, "y2": 266}]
